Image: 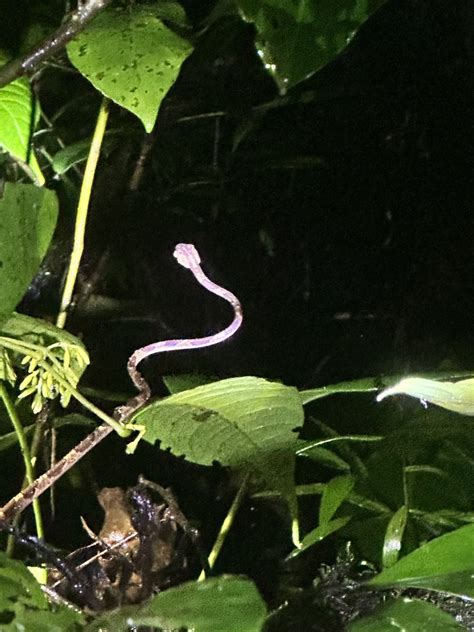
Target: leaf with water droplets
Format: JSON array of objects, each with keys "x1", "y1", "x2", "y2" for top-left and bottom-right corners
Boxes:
[
  {"x1": 238, "y1": 0, "x2": 388, "y2": 92},
  {"x1": 67, "y1": 5, "x2": 192, "y2": 132}
]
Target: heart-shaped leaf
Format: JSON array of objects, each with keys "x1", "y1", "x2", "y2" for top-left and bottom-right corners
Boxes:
[
  {"x1": 67, "y1": 5, "x2": 192, "y2": 132},
  {"x1": 237, "y1": 0, "x2": 388, "y2": 92}
]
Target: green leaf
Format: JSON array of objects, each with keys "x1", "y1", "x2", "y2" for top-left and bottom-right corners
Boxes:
[
  {"x1": 51, "y1": 131, "x2": 120, "y2": 175},
  {"x1": 299, "y1": 370, "x2": 474, "y2": 405},
  {"x1": 88, "y1": 575, "x2": 266, "y2": 632},
  {"x1": 382, "y1": 505, "x2": 408, "y2": 568},
  {"x1": 0, "y1": 552, "x2": 47, "y2": 612},
  {"x1": 348, "y1": 598, "x2": 465, "y2": 632},
  {"x1": 0, "y1": 53, "x2": 44, "y2": 184},
  {"x1": 0, "y1": 184, "x2": 58, "y2": 326},
  {"x1": 67, "y1": 5, "x2": 193, "y2": 132},
  {"x1": 6, "y1": 603, "x2": 86, "y2": 631},
  {"x1": 377, "y1": 377, "x2": 474, "y2": 416},
  {"x1": 138, "y1": 376, "x2": 303, "y2": 519},
  {"x1": 237, "y1": 0, "x2": 387, "y2": 92},
  {"x1": 319, "y1": 475, "x2": 354, "y2": 524},
  {"x1": 369, "y1": 523, "x2": 474, "y2": 599},
  {"x1": 287, "y1": 516, "x2": 351, "y2": 558},
  {"x1": 297, "y1": 444, "x2": 350, "y2": 471}
]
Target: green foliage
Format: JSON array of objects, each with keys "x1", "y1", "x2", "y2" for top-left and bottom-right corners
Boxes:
[
  {"x1": 0, "y1": 53, "x2": 43, "y2": 184},
  {"x1": 349, "y1": 598, "x2": 464, "y2": 632},
  {"x1": 0, "y1": 312, "x2": 89, "y2": 413},
  {"x1": 67, "y1": 4, "x2": 193, "y2": 132},
  {"x1": 378, "y1": 376, "x2": 474, "y2": 416},
  {"x1": 138, "y1": 376, "x2": 303, "y2": 521},
  {"x1": 88, "y1": 575, "x2": 266, "y2": 632},
  {"x1": 0, "y1": 183, "x2": 57, "y2": 326},
  {"x1": 0, "y1": 552, "x2": 84, "y2": 630},
  {"x1": 369, "y1": 523, "x2": 474, "y2": 600},
  {"x1": 237, "y1": 0, "x2": 388, "y2": 92}
]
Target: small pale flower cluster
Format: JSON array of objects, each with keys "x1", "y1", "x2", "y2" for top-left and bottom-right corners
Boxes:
[{"x1": 16, "y1": 343, "x2": 89, "y2": 414}]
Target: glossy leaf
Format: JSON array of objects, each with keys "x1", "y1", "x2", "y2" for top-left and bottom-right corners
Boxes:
[
  {"x1": 319, "y1": 475, "x2": 354, "y2": 524},
  {"x1": 348, "y1": 598, "x2": 464, "y2": 631},
  {"x1": 369, "y1": 523, "x2": 474, "y2": 599},
  {"x1": 382, "y1": 505, "x2": 408, "y2": 568},
  {"x1": 67, "y1": 5, "x2": 192, "y2": 132},
  {"x1": 0, "y1": 53, "x2": 44, "y2": 184},
  {"x1": 88, "y1": 575, "x2": 266, "y2": 632},
  {"x1": 377, "y1": 377, "x2": 474, "y2": 416},
  {"x1": 238, "y1": 0, "x2": 388, "y2": 92},
  {"x1": 0, "y1": 184, "x2": 58, "y2": 326},
  {"x1": 138, "y1": 377, "x2": 303, "y2": 519},
  {"x1": 300, "y1": 370, "x2": 474, "y2": 405}
]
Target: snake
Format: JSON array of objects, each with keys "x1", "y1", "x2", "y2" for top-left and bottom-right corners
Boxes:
[
  {"x1": 0, "y1": 243, "x2": 243, "y2": 522},
  {"x1": 115, "y1": 243, "x2": 243, "y2": 420}
]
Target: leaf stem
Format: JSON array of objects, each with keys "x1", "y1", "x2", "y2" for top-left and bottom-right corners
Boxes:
[
  {"x1": 56, "y1": 97, "x2": 110, "y2": 329},
  {"x1": 0, "y1": 384, "x2": 44, "y2": 544},
  {"x1": 198, "y1": 473, "x2": 250, "y2": 581}
]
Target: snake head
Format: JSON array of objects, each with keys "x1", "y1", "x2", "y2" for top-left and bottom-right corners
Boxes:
[{"x1": 173, "y1": 243, "x2": 201, "y2": 269}]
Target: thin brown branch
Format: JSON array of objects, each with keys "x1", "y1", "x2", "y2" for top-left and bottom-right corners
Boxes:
[
  {"x1": 0, "y1": 0, "x2": 112, "y2": 89},
  {"x1": 0, "y1": 423, "x2": 113, "y2": 522}
]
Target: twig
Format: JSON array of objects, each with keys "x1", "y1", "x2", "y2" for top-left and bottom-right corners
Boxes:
[
  {"x1": 0, "y1": 422, "x2": 113, "y2": 523},
  {"x1": 0, "y1": 0, "x2": 112, "y2": 89}
]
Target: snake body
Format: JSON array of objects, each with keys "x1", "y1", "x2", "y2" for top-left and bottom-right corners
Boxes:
[{"x1": 116, "y1": 243, "x2": 243, "y2": 420}]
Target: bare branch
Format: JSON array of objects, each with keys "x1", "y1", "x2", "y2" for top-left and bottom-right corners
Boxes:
[{"x1": 0, "y1": 0, "x2": 112, "y2": 89}]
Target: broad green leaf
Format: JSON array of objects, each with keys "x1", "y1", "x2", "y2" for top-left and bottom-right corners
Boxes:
[
  {"x1": 0, "y1": 54, "x2": 44, "y2": 184},
  {"x1": 287, "y1": 516, "x2": 351, "y2": 558},
  {"x1": 369, "y1": 523, "x2": 474, "y2": 599},
  {"x1": 382, "y1": 505, "x2": 408, "y2": 568},
  {"x1": 319, "y1": 475, "x2": 354, "y2": 524},
  {"x1": 0, "y1": 184, "x2": 58, "y2": 326},
  {"x1": 138, "y1": 377, "x2": 303, "y2": 519},
  {"x1": 377, "y1": 377, "x2": 474, "y2": 416},
  {"x1": 67, "y1": 5, "x2": 192, "y2": 132},
  {"x1": 237, "y1": 0, "x2": 387, "y2": 92},
  {"x1": 88, "y1": 575, "x2": 266, "y2": 632},
  {"x1": 348, "y1": 598, "x2": 464, "y2": 632}
]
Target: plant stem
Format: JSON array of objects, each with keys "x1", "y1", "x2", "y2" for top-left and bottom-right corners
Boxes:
[
  {"x1": 198, "y1": 473, "x2": 249, "y2": 582},
  {"x1": 56, "y1": 97, "x2": 110, "y2": 329},
  {"x1": 0, "y1": 384, "x2": 44, "y2": 545}
]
